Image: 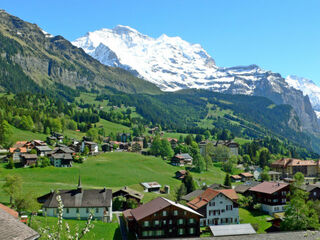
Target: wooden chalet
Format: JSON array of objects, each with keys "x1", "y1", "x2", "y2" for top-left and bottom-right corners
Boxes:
[
  {"x1": 123, "y1": 197, "x2": 202, "y2": 239},
  {"x1": 21, "y1": 154, "x2": 38, "y2": 166},
  {"x1": 113, "y1": 186, "x2": 144, "y2": 208},
  {"x1": 239, "y1": 172, "x2": 254, "y2": 182},
  {"x1": 175, "y1": 170, "x2": 187, "y2": 180},
  {"x1": 249, "y1": 182, "x2": 290, "y2": 215},
  {"x1": 171, "y1": 153, "x2": 193, "y2": 166}
]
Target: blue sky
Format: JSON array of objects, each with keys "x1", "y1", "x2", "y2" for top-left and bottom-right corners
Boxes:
[{"x1": 2, "y1": 0, "x2": 320, "y2": 83}]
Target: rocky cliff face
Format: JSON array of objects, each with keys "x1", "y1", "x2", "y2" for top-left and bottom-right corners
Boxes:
[
  {"x1": 0, "y1": 10, "x2": 160, "y2": 94},
  {"x1": 73, "y1": 26, "x2": 320, "y2": 133}
]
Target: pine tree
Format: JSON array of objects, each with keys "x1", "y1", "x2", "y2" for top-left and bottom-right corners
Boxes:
[{"x1": 224, "y1": 173, "x2": 231, "y2": 187}]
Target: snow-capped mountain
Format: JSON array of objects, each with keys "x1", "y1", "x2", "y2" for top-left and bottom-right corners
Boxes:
[
  {"x1": 73, "y1": 25, "x2": 319, "y2": 132},
  {"x1": 286, "y1": 75, "x2": 320, "y2": 111}
]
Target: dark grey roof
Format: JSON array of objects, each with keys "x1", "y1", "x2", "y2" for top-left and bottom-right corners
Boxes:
[
  {"x1": 35, "y1": 145, "x2": 52, "y2": 151},
  {"x1": 301, "y1": 184, "x2": 320, "y2": 192},
  {"x1": 0, "y1": 208, "x2": 40, "y2": 240},
  {"x1": 209, "y1": 183, "x2": 229, "y2": 190},
  {"x1": 235, "y1": 181, "x2": 260, "y2": 194},
  {"x1": 51, "y1": 147, "x2": 74, "y2": 154},
  {"x1": 42, "y1": 188, "x2": 112, "y2": 208},
  {"x1": 175, "y1": 153, "x2": 193, "y2": 159},
  {"x1": 181, "y1": 189, "x2": 204, "y2": 201},
  {"x1": 51, "y1": 153, "x2": 73, "y2": 160}
]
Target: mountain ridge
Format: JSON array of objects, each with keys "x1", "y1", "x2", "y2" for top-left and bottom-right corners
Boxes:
[{"x1": 73, "y1": 26, "x2": 319, "y2": 133}]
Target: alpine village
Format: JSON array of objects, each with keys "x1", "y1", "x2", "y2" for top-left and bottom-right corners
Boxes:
[{"x1": 1, "y1": 3, "x2": 320, "y2": 240}]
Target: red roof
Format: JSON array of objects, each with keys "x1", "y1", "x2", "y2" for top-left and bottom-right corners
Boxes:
[
  {"x1": 240, "y1": 172, "x2": 253, "y2": 177},
  {"x1": 249, "y1": 181, "x2": 289, "y2": 194},
  {"x1": 0, "y1": 203, "x2": 18, "y2": 218},
  {"x1": 231, "y1": 175, "x2": 241, "y2": 179},
  {"x1": 187, "y1": 188, "x2": 238, "y2": 210},
  {"x1": 272, "y1": 158, "x2": 317, "y2": 167}
]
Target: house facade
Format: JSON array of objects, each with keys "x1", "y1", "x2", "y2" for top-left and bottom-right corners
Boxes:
[
  {"x1": 113, "y1": 186, "x2": 144, "y2": 206},
  {"x1": 271, "y1": 158, "x2": 319, "y2": 180},
  {"x1": 39, "y1": 179, "x2": 112, "y2": 222},
  {"x1": 171, "y1": 153, "x2": 193, "y2": 166},
  {"x1": 187, "y1": 188, "x2": 239, "y2": 227},
  {"x1": 249, "y1": 182, "x2": 290, "y2": 215},
  {"x1": 141, "y1": 182, "x2": 162, "y2": 193},
  {"x1": 123, "y1": 197, "x2": 202, "y2": 239},
  {"x1": 199, "y1": 140, "x2": 239, "y2": 156},
  {"x1": 80, "y1": 141, "x2": 98, "y2": 154}
]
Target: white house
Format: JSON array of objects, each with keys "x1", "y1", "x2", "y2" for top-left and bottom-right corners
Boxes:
[
  {"x1": 80, "y1": 141, "x2": 98, "y2": 154},
  {"x1": 187, "y1": 188, "x2": 239, "y2": 226},
  {"x1": 39, "y1": 178, "x2": 113, "y2": 222}
]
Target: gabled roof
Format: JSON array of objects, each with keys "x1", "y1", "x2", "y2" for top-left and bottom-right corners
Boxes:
[
  {"x1": 113, "y1": 186, "x2": 144, "y2": 200},
  {"x1": 51, "y1": 147, "x2": 74, "y2": 154},
  {"x1": 249, "y1": 181, "x2": 289, "y2": 194},
  {"x1": 187, "y1": 188, "x2": 238, "y2": 210},
  {"x1": 240, "y1": 172, "x2": 253, "y2": 177},
  {"x1": 0, "y1": 207, "x2": 39, "y2": 240},
  {"x1": 42, "y1": 188, "x2": 112, "y2": 208},
  {"x1": 272, "y1": 158, "x2": 317, "y2": 167},
  {"x1": 0, "y1": 203, "x2": 18, "y2": 218},
  {"x1": 129, "y1": 197, "x2": 202, "y2": 221},
  {"x1": 234, "y1": 181, "x2": 260, "y2": 194},
  {"x1": 141, "y1": 182, "x2": 161, "y2": 189},
  {"x1": 51, "y1": 153, "x2": 73, "y2": 160},
  {"x1": 175, "y1": 153, "x2": 192, "y2": 159},
  {"x1": 181, "y1": 189, "x2": 204, "y2": 201},
  {"x1": 12, "y1": 141, "x2": 27, "y2": 148},
  {"x1": 9, "y1": 147, "x2": 27, "y2": 153},
  {"x1": 300, "y1": 184, "x2": 320, "y2": 192},
  {"x1": 35, "y1": 145, "x2": 52, "y2": 151},
  {"x1": 231, "y1": 175, "x2": 242, "y2": 179},
  {"x1": 21, "y1": 154, "x2": 37, "y2": 160}
]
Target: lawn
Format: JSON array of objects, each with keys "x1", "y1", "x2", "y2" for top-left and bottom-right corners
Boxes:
[
  {"x1": 96, "y1": 119, "x2": 131, "y2": 135},
  {"x1": 0, "y1": 152, "x2": 226, "y2": 204},
  {"x1": 30, "y1": 215, "x2": 121, "y2": 240},
  {"x1": 239, "y1": 208, "x2": 272, "y2": 233},
  {"x1": 9, "y1": 125, "x2": 47, "y2": 143}
]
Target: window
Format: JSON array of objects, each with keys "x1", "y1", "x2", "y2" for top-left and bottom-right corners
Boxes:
[
  {"x1": 169, "y1": 229, "x2": 173, "y2": 233},
  {"x1": 143, "y1": 221, "x2": 150, "y2": 227},
  {"x1": 282, "y1": 198, "x2": 286, "y2": 203},
  {"x1": 184, "y1": 211, "x2": 187, "y2": 215},
  {"x1": 66, "y1": 208, "x2": 69, "y2": 214},
  {"x1": 273, "y1": 199, "x2": 278, "y2": 203},
  {"x1": 169, "y1": 220, "x2": 173, "y2": 225},
  {"x1": 163, "y1": 220, "x2": 167, "y2": 225},
  {"x1": 189, "y1": 228, "x2": 195, "y2": 234},
  {"x1": 178, "y1": 228, "x2": 185, "y2": 235},
  {"x1": 221, "y1": 209, "x2": 225, "y2": 213},
  {"x1": 178, "y1": 219, "x2": 184, "y2": 225},
  {"x1": 189, "y1": 218, "x2": 195, "y2": 224},
  {"x1": 226, "y1": 205, "x2": 233, "y2": 211},
  {"x1": 148, "y1": 231, "x2": 153, "y2": 237},
  {"x1": 96, "y1": 208, "x2": 99, "y2": 213},
  {"x1": 162, "y1": 210, "x2": 167, "y2": 216},
  {"x1": 154, "y1": 220, "x2": 160, "y2": 226},
  {"x1": 174, "y1": 210, "x2": 178, "y2": 216},
  {"x1": 86, "y1": 208, "x2": 89, "y2": 213},
  {"x1": 142, "y1": 231, "x2": 148, "y2": 237},
  {"x1": 156, "y1": 230, "x2": 163, "y2": 236},
  {"x1": 154, "y1": 213, "x2": 157, "y2": 217},
  {"x1": 314, "y1": 192, "x2": 317, "y2": 196},
  {"x1": 76, "y1": 208, "x2": 79, "y2": 213}
]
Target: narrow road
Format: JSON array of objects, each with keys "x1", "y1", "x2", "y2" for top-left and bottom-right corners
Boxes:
[{"x1": 114, "y1": 211, "x2": 128, "y2": 240}]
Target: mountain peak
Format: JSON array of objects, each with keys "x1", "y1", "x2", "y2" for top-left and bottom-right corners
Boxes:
[{"x1": 113, "y1": 25, "x2": 139, "y2": 34}]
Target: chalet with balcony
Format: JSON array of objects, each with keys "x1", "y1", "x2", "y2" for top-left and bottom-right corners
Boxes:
[
  {"x1": 171, "y1": 153, "x2": 193, "y2": 166},
  {"x1": 249, "y1": 182, "x2": 290, "y2": 215},
  {"x1": 21, "y1": 154, "x2": 38, "y2": 166},
  {"x1": 123, "y1": 197, "x2": 202, "y2": 239},
  {"x1": 187, "y1": 188, "x2": 239, "y2": 227}
]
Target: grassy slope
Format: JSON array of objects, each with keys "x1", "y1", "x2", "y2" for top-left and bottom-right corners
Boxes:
[
  {"x1": 239, "y1": 208, "x2": 271, "y2": 234},
  {"x1": 0, "y1": 152, "x2": 225, "y2": 203},
  {"x1": 9, "y1": 125, "x2": 47, "y2": 143},
  {"x1": 31, "y1": 215, "x2": 121, "y2": 240}
]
